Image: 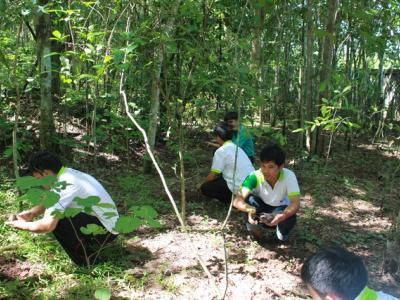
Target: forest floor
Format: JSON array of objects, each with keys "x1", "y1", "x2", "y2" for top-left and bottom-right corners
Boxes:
[{"x1": 0, "y1": 130, "x2": 400, "y2": 299}]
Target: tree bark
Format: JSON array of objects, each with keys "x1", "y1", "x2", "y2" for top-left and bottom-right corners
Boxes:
[
  {"x1": 304, "y1": 0, "x2": 314, "y2": 152},
  {"x1": 36, "y1": 0, "x2": 55, "y2": 150},
  {"x1": 144, "y1": 1, "x2": 181, "y2": 173},
  {"x1": 315, "y1": 0, "x2": 340, "y2": 156}
]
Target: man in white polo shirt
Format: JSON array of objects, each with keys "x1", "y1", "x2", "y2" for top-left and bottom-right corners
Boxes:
[
  {"x1": 233, "y1": 144, "x2": 300, "y2": 241},
  {"x1": 6, "y1": 151, "x2": 119, "y2": 266},
  {"x1": 199, "y1": 122, "x2": 255, "y2": 204}
]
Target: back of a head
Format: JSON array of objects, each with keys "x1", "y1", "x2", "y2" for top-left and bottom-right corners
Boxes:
[
  {"x1": 213, "y1": 121, "x2": 233, "y2": 141},
  {"x1": 301, "y1": 246, "x2": 368, "y2": 300},
  {"x1": 259, "y1": 144, "x2": 285, "y2": 166},
  {"x1": 28, "y1": 150, "x2": 63, "y2": 174},
  {"x1": 223, "y1": 111, "x2": 238, "y2": 122}
]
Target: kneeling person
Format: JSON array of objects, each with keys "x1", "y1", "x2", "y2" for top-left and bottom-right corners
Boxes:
[
  {"x1": 7, "y1": 151, "x2": 119, "y2": 266},
  {"x1": 199, "y1": 122, "x2": 255, "y2": 204},
  {"x1": 233, "y1": 144, "x2": 300, "y2": 241}
]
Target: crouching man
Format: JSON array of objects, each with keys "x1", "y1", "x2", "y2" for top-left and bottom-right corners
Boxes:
[
  {"x1": 233, "y1": 144, "x2": 300, "y2": 241},
  {"x1": 6, "y1": 151, "x2": 119, "y2": 266}
]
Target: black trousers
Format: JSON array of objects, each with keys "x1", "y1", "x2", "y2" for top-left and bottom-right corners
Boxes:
[
  {"x1": 200, "y1": 176, "x2": 232, "y2": 204},
  {"x1": 245, "y1": 195, "x2": 297, "y2": 236},
  {"x1": 52, "y1": 213, "x2": 117, "y2": 266}
]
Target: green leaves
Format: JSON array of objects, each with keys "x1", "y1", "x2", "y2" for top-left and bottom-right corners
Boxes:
[
  {"x1": 94, "y1": 288, "x2": 111, "y2": 300},
  {"x1": 114, "y1": 216, "x2": 142, "y2": 233},
  {"x1": 132, "y1": 205, "x2": 158, "y2": 219},
  {"x1": 75, "y1": 196, "x2": 101, "y2": 207},
  {"x1": 16, "y1": 176, "x2": 57, "y2": 191},
  {"x1": 18, "y1": 188, "x2": 60, "y2": 208},
  {"x1": 52, "y1": 30, "x2": 62, "y2": 39},
  {"x1": 80, "y1": 224, "x2": 107, "y2": 235}
]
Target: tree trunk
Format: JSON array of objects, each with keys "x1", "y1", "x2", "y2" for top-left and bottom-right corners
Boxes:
[
  {"x1": 315, "y1": 0, "x2": 339, "y2": 156},
  {"x1": 36, "y1": 0, "x2": 55, "y2": 150},
  {"x1": 304, "y1": 0, "x2": 314, "y2": 152},
  {"x1": 144, "y1": 1, "x2": 181, "y2": 173}
]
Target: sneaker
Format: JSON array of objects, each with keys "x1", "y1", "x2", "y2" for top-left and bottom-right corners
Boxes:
[{"x1": 276, "y1": 226, "x2": 289, "y2": 242}]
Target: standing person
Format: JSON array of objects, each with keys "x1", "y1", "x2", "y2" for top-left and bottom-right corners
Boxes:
[
  {"x1": 199, "y1": 122, "x2": 255, "y2": 204},
  {"x1": 224, "y1": 111, "x2": 255, "y2": 163},
  {"x1": 6, "y1": 151, "x2": 119, "y2": 266},
  {"x1": 301, "y1": 246, "x2": 399, "y2": 300},
  {"x1": 233, "y1": 144, "x2": 300, "y2": 241}
]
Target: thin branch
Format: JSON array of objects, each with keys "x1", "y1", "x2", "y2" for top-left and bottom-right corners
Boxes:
[{"x1": 119, "y1": 15, "x2": 222, "y2": 299}]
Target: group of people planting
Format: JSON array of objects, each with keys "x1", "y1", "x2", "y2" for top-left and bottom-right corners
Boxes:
[{"x1": 5, "y1": 111, "x2": 397, "y2": 299}]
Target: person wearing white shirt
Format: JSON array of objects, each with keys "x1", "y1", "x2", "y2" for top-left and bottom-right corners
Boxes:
[
  {"x1": 233, "y1": 144, "x2": 300, "y2": 241},
  {"x1": 301, "y1": 246, "x2": 399, "y2": 300},
  {"x1": 7, "y1": 151, "x2": 119, "y2": 266},
  {"x1": 199, "y1": 122, "x2": 255, "y2": 204}
]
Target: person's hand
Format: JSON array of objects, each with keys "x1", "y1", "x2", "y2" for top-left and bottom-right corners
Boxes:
[
  {"x1": 248, "y1": 212, "x2": 258, "y2": 225},
  {"x1": 269, "y1": 213, "x2": 286, "y2": 226},
  {"x1": 8, "y1": 214, "x2": 17, "y2": 222},
  {"x1": 5, "y1": 219, "x2": 27, "y2": 230},
  {"x1": 196, "y1": 183, "x2": 203, "y2": 192},
  {"x1": 16, "y1": 211, "x2": 34, "y2": 222},
  {"x1": 245, "y1": 205, "x2": 258, "y2": 225}
]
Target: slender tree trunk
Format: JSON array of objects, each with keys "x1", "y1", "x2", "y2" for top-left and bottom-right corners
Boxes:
[
  {"x1": 144, "y1": 1, "x2": 181, "y2": 173},
  {"x1": 251, "y1": 0, "x2": 266, "y2": 125},
  {"x1": 315, "y1": 0, "x2": 339, "y2": 156},
  {"x1": 304, "y1": 0, "x2": 314, "y2": 152},
  {"x1": 36, "y1": 0, "x2": 55, "y2": 150}
]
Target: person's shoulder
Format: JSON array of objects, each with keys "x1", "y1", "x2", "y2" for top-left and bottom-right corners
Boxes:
[
  {"x1": 283, "y1": 168, "x2": 297, "y2": 179},
  {"x1": 59, "y1": 168, "x2": 85, "y2": 182},
  {"x1": 217, "y1": 142, "x2": 234, "y2": 152},
  {"x1": 376, "y1": 291, "x2": 399, "y2": 300},
  {"x1": 240, "y1": 124, "x2": 252, "y2": 135}
]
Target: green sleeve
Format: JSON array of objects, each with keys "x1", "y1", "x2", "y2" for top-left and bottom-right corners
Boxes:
[{"x1": 241, "y1": 173, "x2": 257, "y2": 191}]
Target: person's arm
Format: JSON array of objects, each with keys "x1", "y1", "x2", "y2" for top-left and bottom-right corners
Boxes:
[
  {"x1": 233, "y1": 188, "x2": 258, "y2": 225},
  {"x1": 205, "y1": 172, "x2": 220, "y2": 182},
  {"x1": 6, "y1": 215, "x2": 59, "y2": 234},
  {"x1": 270, "y1": 170, "x2": 301, "y2": 226},
  {"x1": 17, "y1": 205, "x2": 45, "y2": 221},
  {"x1": 269, "y1": 196, "x2": 300, "y2": 226},
  {"x1": 233, "y1": 188, "x2": 254, "y2": 212},
  {"x1": 205, "y1": 141, "x2": 220, "y2": 148},
  {"x1": 197, "y1": 171, "x2": 220, "y2": 191},
  {"x1": 198, "y1": 148, "x2": 224, "y2": 189}
]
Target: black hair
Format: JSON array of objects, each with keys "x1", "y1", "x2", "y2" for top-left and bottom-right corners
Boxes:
[
  {"x1": 223, "y1": 111, "x2": 238, "y2": 121},
  {"x1": 259, "y1": 144, "x2": 285, "y2": 165},
  {"x1": 213, "y1": 121, "x2": 233, "y2": 141},
  {"x1": 28, "y1": 150, "x2": 63, "y2": 174},
  {"x1": 301, "y1": 246, "x2": 368, "y2": 300}
]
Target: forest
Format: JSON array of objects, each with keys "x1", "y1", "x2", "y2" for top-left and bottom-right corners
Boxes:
[{"x1": 0, "y1": 0, "x2": 399, "y2": 299}]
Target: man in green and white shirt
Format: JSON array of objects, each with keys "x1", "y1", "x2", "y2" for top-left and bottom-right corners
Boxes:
[
  {"x1": 301, "y1": 246, "x2": 399, "y2": 300},
  {"x1": 199, "y1": 122, "x2": 254, "y2": 204},
  {"x1": 233, "y1": 144, "x2": 300, "y2": 241}
]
